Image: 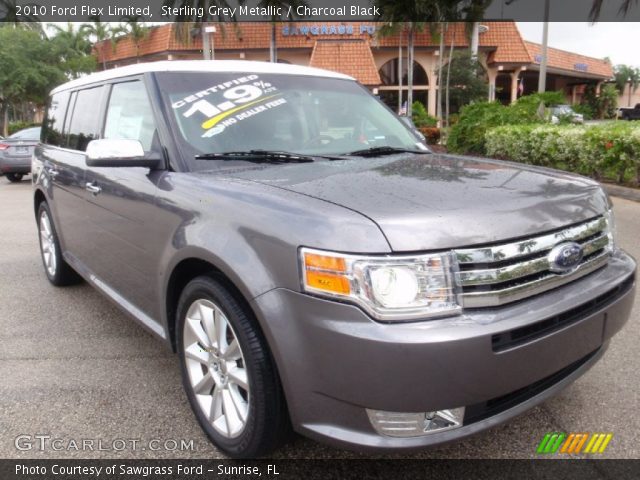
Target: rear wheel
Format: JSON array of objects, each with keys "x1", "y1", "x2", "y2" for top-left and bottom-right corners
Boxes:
[
  {"x1": 176, "y1": 276, "x2": 290, "y2": 458},
  {"x1": 6, "y1": 173, "x2": 23, "y2": 183},
  {"x1": 37, "y1": 202, "x2": 80, "y2": 286}
]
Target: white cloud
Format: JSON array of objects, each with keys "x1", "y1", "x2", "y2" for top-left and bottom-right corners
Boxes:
[{"x1": 516, "y1": 22, "x2": 640, "y2": 68}]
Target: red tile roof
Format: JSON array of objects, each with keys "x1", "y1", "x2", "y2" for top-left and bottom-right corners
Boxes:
[
  {"x1": 524, "y1": 41, "x2": 613, "y2": 78},
  {"x1": 95, "y1": 22, "x2": 612, "y2": 81},
  {"x1": 309, "y1": 40, "x2": 380, "y2": 85}
]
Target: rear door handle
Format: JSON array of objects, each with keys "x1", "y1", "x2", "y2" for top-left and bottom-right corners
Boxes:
[{"x1": 85, "y1": 182, "x2": 102, "y2": 195}]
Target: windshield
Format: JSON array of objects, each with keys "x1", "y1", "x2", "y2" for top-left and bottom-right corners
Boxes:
[
  {"x1": 156, "y1": 72, "x2": 426, "y2": 170},
  {"x1": 10, "y1": 127, "x2": 41, "y2": 140}
]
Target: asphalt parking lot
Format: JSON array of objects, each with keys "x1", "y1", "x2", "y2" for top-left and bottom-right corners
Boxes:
[{"x1": 0, "y1": 178, "x2": 638, "y2": 459}]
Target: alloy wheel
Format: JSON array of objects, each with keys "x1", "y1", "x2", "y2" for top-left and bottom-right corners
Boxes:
[
  {"x1": 182, "y1": 299, "x2": 250, "y2": 439},
  {"x1": 39, "y1": 211, "x2": 57, "y2": 277}
]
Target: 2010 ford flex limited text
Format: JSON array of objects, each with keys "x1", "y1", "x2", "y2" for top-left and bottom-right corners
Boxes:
[{"x1": 33, "y1": 61, "x2": 636, "y2": 458}]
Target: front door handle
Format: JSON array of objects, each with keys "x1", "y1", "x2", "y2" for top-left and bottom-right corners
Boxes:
[
  {"x1": 45, "y1": 167, "x2": 59, "y2": 178},
  {"x1": 85, "y1": 182, "x2": 102, "y2": 195}
]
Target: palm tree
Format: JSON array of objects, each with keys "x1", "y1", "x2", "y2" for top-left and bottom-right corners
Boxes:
[
  {"x1": 257, "y1": 0, "x2": 307, "y2": 63},
  {"x1": 81, "y1": 15, "x2": 114, "y2": 70},
  {"x1": 377, "y1": 0, "x2": 433, "y2": 117},
  {"x1": 0, "y1": 0, "x2": 42, "y2": 29},
  {"x1": 162, "y1": 0, "x2": 244, "y2": 48},
  {"x1": 116, "y1": 15, "x2": 150, "y2": 63},
  {"x1": 614, "y1": 64, "x2": 640, "y2": 101},
  {"x1": 589, "y1": 0, "x2": 638, "y2": 21},
  {"x1": 50, "y1": 23, "x2": 92, "y2": 54}
]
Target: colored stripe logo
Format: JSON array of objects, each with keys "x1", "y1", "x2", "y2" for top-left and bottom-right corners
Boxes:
[{"x1": 537, "y1": 432, "x2": 613, "y2": 454}]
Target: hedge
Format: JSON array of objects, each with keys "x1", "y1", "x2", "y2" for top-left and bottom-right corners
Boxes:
[
  {"x1": 447, "y1": 92, "x2": 566, "y2": 155},
  {"x1": 485, "y1": 123, "x2": 640, "y2": 184}
]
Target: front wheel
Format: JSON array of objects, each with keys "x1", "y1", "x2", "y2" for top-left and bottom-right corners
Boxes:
[
  {"x1": 176, "y1": 276, "x2": 290, "y2": 458},
  {"x1": 6, "y1": 173, "x2": 24, "y2": 183},
  {"x1": 37, "y1": 202, "x2": 80, "y2": 286}
]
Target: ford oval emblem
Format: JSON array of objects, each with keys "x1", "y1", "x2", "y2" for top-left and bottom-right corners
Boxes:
[{"x1": 548, "y1": 242, "x2": 584, "y2": 273}]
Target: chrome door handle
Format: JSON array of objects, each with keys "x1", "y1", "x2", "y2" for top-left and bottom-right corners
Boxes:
[
  {"x1": 45, "y1": 167, "x2": 59, "y2": 178},
  {"x1": 85, "y1": 182, "x2": 102, "y2": 195}
]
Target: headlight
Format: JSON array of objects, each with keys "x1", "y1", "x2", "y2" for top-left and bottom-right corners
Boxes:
[
  {"x1": 300, "y1": 247, "x2": 461, "y2": 321},
  {"x1": 604, "y1": 208, "x2": 617, "y2": 251}
]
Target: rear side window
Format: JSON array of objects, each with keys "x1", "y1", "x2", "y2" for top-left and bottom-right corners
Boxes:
[
  {"x1": 66, "y1": 86, "x2": 105, "y2": 151},
  {"x1": 104, "y1": 81, "x2": 157, "y2": 151},
  {"x1": 42, "y1": 91, "x2": 70, "y2": 147}
]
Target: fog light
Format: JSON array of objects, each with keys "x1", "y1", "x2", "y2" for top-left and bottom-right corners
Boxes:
[{"x1": 366, "y1": 408, "x2": 465, "y2": 437}]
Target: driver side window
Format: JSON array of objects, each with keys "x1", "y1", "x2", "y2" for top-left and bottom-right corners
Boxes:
[{"x1": 104, "y1": 81, "x2": 157, "y2": 151}]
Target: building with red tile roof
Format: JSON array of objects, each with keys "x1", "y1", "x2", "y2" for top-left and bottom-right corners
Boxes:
[{"x1": 96, "y1": 22, "x2": 614, "y2": 116}]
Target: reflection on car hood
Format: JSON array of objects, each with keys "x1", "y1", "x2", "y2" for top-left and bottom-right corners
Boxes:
[{"x1": 221, "y1": 153, "x2": 608, "y2": 251}]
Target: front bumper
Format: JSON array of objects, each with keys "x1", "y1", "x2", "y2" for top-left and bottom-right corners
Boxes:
[{"x1": 251, "y1": 250, "x2": 636, "y2": 452}]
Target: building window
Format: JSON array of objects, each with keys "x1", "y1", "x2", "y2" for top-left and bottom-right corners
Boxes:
[{"x1": 378, "y1": 58, "x2": 428, "y2": 86}]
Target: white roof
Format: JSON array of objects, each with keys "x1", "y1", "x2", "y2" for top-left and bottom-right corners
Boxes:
[{"x1": 51, "y1": 60, "x2": 354, "y2": 94}]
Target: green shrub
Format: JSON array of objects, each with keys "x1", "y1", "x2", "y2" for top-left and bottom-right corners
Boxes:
[
  {"x1": 485, "y1": 123, "x2": 640, "y2": 184},
  {"x1": 8, "y1": 121, "x2": 39, "y2": 136},
  {"x1": 572, "y1": 103, "x2": 595, "y2": 120},
  {"x1": 447, "y1": 91, "x2": 567, "y2": 155},
  {"x1": 447, "y1": 101, "x2": 505, "y2": 154},
  {"x1": 411, "y1": 101, "x2": 438, "y2": 128}
]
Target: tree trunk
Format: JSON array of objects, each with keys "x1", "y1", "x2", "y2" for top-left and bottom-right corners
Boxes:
[
  {"x1": 2, "y1": 105, "x2": 8, "y2": 138},
  {"x1": 397, "y1": 36, "x2": 402, "y2": 114},
  {"x1": 445, "y1": 27, "x2": 455, "y2": 128},
  {"x1": 407, "y1": 24, "x2": 414, "y2": 117},
  {"x1": 436, "y1": 23, "x2": 446, "y2": 124}
]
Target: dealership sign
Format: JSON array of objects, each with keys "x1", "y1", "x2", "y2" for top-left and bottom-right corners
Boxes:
[{"x1": 282, "y1": 24, "x2": 376, "y2": 36}]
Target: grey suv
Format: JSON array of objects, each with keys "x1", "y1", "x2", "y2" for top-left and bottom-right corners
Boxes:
[{"x1": 33, "y1": 61, "x2": 636, "y2": 458}]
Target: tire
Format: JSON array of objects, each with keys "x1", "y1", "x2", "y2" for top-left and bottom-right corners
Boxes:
[
  {"x1": 37, "y1": 202, "x2": 80, "y2": 286},
  {"x1": 6, "y1": 173, "x2": 24, "y2": 183},
  {"x1": 176, "y1": 275, "x2": 290, "y2": 458}
]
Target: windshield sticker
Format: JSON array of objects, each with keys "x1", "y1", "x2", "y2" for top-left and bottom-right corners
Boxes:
[{"x1": 171, "y1": 75, "x2": 287, "y2": 138}]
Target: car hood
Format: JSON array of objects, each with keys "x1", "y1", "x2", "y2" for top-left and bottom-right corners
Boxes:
[{"x1": 221, "y1": 153, "x2": 609, "y2": 251}]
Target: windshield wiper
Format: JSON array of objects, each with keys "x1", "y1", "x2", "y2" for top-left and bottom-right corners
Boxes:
[
  {"x1": 196, "y1": 150, "x2": 316, "y2": 163},
  {"x1": 345, "y1": 146, "x2": 431, "y2": 157}
]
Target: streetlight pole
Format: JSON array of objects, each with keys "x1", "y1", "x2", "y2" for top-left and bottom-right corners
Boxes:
[
  {"x1": 538, "y1": 0, "x2": 550, "y2": 93},
  {"x1": 202, "y1": 24, "x2": 216, "y2": 60},
  {"x1": 505, "y1": 0, "x2": 550, "y2": 93}
]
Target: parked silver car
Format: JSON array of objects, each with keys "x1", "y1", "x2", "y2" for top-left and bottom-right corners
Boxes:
[
  {"x1": 549, "y1": 104, "x2": 584, "y2": 124},
  {"x1": 32, "y1": 62, "x2": 635, "y2": 458},
  {"x1": 0, "y1": 126, "x2": 41, "y2": 182}
]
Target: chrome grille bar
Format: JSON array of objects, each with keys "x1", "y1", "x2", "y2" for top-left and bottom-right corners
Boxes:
[
  {"x1": 455, "y1": 217, "x2": 607, "y2": 266},
  {"x1": 454, "y1": 216, "x2": 611, "y2": 308}
]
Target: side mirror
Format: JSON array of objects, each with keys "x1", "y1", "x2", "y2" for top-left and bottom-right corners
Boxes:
[
  {"x1": 399, "y1": 115, "x2": 426, "y2": 142},
  {"x1": 86, "y1": 139, "x2": 163, "y2": 169}
]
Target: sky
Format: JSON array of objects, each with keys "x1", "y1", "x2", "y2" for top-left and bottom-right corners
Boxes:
[{"x1": 516, "y1": 22, "x2": 640, "y2": 68}]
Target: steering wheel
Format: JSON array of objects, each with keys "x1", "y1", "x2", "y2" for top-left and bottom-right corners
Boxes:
[{"x1": 301, "y1": 135, "x2": 335, "y2": 148}]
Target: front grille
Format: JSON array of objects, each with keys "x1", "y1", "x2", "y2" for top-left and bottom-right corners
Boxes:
[
  {"x1": 491, "y1": 274, "x2": 635, "y2": 352},
  {"x1": 453, "y1": 216, "x2": 612, "y2": 308},
  {"x1": 464, "y1": 348, "x2": 601, "y2": 425}
]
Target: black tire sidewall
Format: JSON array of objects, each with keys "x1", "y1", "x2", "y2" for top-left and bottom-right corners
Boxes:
[
  {"x1": 176, "y1": 276, "x2": 286, "y2": 458},
  {"x1": 6, "y1": 173, "x2": 23, "y2": 183}
]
